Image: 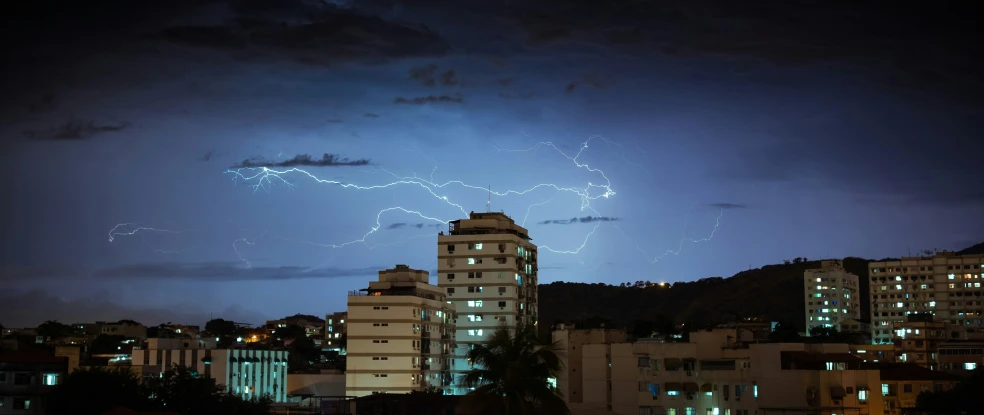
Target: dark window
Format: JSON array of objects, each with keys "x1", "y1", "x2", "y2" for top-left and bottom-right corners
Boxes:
[{"x1": 14, "y1": 373, "x2": 30, "y2": 385}]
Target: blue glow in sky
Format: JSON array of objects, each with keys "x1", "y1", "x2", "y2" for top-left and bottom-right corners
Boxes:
[{"x1": 1, "y1": 0, "x2": 981, "y2": 326}]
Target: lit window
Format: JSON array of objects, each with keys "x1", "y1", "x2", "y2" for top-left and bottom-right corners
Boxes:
[
  {"x1": 858, "y1": 389, "x2": 868, "y2": 402},
  {"x1": 468, "y1": 315, "x2": 483, "y2": 322},
  {"x1": 467, "y1": 300, "x2": 483, "y2": 308},
  {"x1": 881, "y1": 384, "x2": 889, "y2": 395},
  {"x1": 44, "y1": 374, "x2": 58, "y2": 386},
  {"x1": 965, "y1": 363, "x2": 977, "y2": 370}
]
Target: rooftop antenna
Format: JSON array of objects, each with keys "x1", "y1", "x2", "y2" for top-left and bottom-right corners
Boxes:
[{"x1": 487, "y1": 185, "x2": 491, "y2": 213}]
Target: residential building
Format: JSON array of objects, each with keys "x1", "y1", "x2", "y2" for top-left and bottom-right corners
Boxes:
[
  {"x1": 99, "y1": 320, "x2": 147, "y2": 339},
  {"x1": 838, "y1": 318, "x2": 873, "y2": 344},
  {"x1": 868, "y1": 252, "x2": 984, "y2": 344},
  {"x1": 804, "y1": 260, "x2": 861, "y2": 336},
  {"x1": 0, "y1": 351, "x2": 69, "y2": 414},
  {"x1": 891, "y1": 314, "x2": 950, "y2": 370},
  {"x1": 437, "y1": 211, "x2": 538, "y2": 394},
  {"x1": 873, "y1": 363, "x2": 961, "y2": 414},
  {"x1": 131, "y1": 338, "x2": 288, "y2": 403},
  {"x1": 581, "y1": 340, "x2": 886, "y2": 415},
  {"x1": 938, "y1": 341, "x2": 984, "y2": 373},
  {"x1": 345, "y1": 264, "x2": 456, "y2": 397},
  {"x1": 849, "y1": 344, "x2": 896, "y2": 364},
  {"x1": 266, "y1": 314, "x2": 326, "y2": 338},
  {"x1": 324, "y1": 311, "x2": 348, "y2": 354},
  {"x1": 552, "y1": 324, "x2": 627, "y2": 404}
]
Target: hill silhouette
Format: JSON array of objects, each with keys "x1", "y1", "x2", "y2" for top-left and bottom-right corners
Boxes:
[{"x1": 539, "y1": 242, "x2": 981, "y2": 332}]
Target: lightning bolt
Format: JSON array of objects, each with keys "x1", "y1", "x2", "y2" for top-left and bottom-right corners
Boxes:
[
  {"x1": 614, "y1": 209, "x2": 724, "y2": 264},
  {"x1": 107, "y1": 223, "x2": 188, "y2": 243}
]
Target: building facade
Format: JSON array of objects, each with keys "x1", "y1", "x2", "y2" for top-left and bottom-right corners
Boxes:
[
  {"x1": 868, "y1": 252, "x2": 984, "y2": 344},
  {"x1": 324, "y1": 311, "x2": 348, "y2": 354},
  {"x1": 131, "y1": 338, "x2": 289, "y2": 403},
  {"x1": 345, "y1": 265, "x2": 456, "y2": 397},
  {"x1": 804, "y1": 260, "x2": 861, "y2": 336},
  {"x1": 0, "y1": 352, "x2": 68, "y2": 414},
  {"x1": 437, "y1": 211, "x2": 539, "y2": 394},
  {"x1": 551, "y1": 324, "x2": 627, "y2": 404}
]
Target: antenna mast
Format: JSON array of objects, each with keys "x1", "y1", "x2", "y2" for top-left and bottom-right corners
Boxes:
[{"x1": 487, "y1": 185, "x2": 491, "y2": 213}]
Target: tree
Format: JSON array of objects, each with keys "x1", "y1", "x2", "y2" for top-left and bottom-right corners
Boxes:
[
  {"x1": 769, "y1": 321, "x2": 801, "y2": 342},
  {"x1": 37, "y1": 320, "x2": 75, "y2": 340},
  {"x1": 89, "y1": 334, "x2": 127, "y2": 355},
  {"x1": 46, "y1": 366, "x2": 152, "y2": 415},
  {"x1": 204, "y1": 318, "x2": 240, "y2": 337},
  {"x1": 916, "y1": 368, "x2": 982, "y2": 414},
  {"x1": 461, "y1": 322, "x2": 570, "y2": 415}
]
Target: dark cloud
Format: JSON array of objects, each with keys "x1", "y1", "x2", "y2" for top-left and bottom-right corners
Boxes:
[
  {"x1": 394, "y1": 94, "x2": 464, "y2": 105},
  {"x1": 201, "y1": 149, "x2": 218, "y2": 161},
  {"x1": 496, "y1": 78, "x2": 517, "y2": 87},
  {"x1": 409, "y1": 64, "x2": 438, "y2": 86},
  {"x1": 495, "y1": 0, "x2": 981, "y2": 102},
  {"x1": 363, "y1": 113, "x2": 380, "y2": 118},
  {"x1": 91, "y1": 262, "x2": 381, "y2": 281},
  {"x1": 231, "y1": 153, "x2": 370, "y2": 168},
  {"x1": 327, "y1": 118, "x2": 345, "y2": 124},
  {"x1": 147, "y1": 5, "x2": 452, "y2": 67},
  {"x1": 714, "y1": 109, "x2": 984, "y2": 206},
  {"x1": 537, "y1": 216, "x2": 620, "y2": 225},
  {"x1": 27, "y1": 93, "x2": 58, "y2": 114},
  {"x1": 708, "y1": 203, "x2": 746, "y2": 210},
  {"x1": 408, "y1": 65, "x2": 459, "y2": 87},
  {"x1": 0, "y1": 262, "x2": 382, "y2": 282},
  {"x1": 0, "y1": 290, "x2": 268, "y2": 327},
  {"x1": 386, "y1": 223, "x2": 443, "y2": 230},
  {"x1": 498, "y1": 92, "x2": 535, "y2": 100},
  {"x1": 23, "y1": 119, "x2": 130, "y2": 141},
  {"x1": 565, "y1": 73, "x2": 614, "y2": 94}
]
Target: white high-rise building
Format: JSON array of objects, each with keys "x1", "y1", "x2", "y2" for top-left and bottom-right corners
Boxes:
[
  {"x1": 804, "y1": 260, "x2": 861, "y2": 336},
  {"x1": 345, "y1": 265, "x2": 456, "y2": 397},
  {"x1": 437, "y1": 211, "x2": 539, "y2": 394},
  {"x1": 131, "y1": 338, "x2": 288, "y2": 403},
  {"x1": 868, "y1": 252, "x2": 984, "y2": 344}
]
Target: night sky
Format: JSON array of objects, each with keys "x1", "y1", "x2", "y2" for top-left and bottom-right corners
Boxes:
[{"x1": 2, "y1": 0, "x2": 982, "y2": 327}]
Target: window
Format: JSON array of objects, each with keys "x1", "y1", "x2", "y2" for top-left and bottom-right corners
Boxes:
[
  {"x1": 903, "y1": 384, "x2": 913, "y2": 393},
  {"x1": 44, "y1": 374, "x2": 58, "y2": 386},
  {"x1": 858, "y1": 389, "x2": 868, "y2": 402},
  {"x1": 372, "y1": 374, "x2": 389, "y2": 378},
  {"x1": 468, "y1": 315, "x2": 483, "y2": 322},
  {"x1": 447, "y1": 288, "x2": 455, "y2": 294},
  {"x1": 881, "y1": 384, "x2": 889, "y2": 395},
  {"x1": 467, "y1": 329, "x2": 484, "y2": 336},
  {"x1": 965, "y1": 362, "x2": 977, "y2": 370},
  {"x1": 467, "y1": 300, "x2": 483, "y2": 308},
  {"x1": 13, "y1": 398, "x2": 31, "y2": 410},
  {"x1": 468, "y1": 258, "x2": 482, "y2": 265},
  {"x1": 469, "y1": 243, "x2": 483, "y2": 250},
  {"x1": 498, "y1": 301, "x2": 506, "y2": 307},
  {"x1": 498, "y1": 287, "x2": 506, "y2": 294},
  {"x1": 468, "y1": 286, "x2": 484, "y2": 293},
  {"x1": 14, "y1": 373, "x2": 30, "y2": 385}
]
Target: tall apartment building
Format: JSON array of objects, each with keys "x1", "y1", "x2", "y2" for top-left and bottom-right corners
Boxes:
[
  {"x1": 345, "y1": 265, "x2": 456, "y2": 397},
  {"x1": 868, "y1": 252, "x2": 984, "y2": 344},
  {"x1": 324, "y1": 311, "x2": 348, "y2": 354},
  {"x1": 803, "y1": 260, "x2": 861, "y2": 336},
  {"x1": 437, "y1": 211, "x2": 539, "y2": 394},
  {"x1": 131, "y1": 338, "x2": 288, "y2": 402}
]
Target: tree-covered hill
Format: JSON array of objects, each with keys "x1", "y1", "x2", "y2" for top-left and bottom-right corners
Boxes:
[{"x1": 539, "y1": 257, "x2": 873, "y2": 332}]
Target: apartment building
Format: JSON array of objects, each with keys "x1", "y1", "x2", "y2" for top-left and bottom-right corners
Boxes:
[
  {"x1": 581, "y1": 340, "x2": 886, "y2": 415},
  {"x1": 938, "y1": 341, "x2": 984, "y2": 373},
  {"x1": 266, "y1": 314, "x2": 325, "y2": 338},
  {"x1": 437, "y1": 211, "x2": 539, "y2": 394},
  {"x1": 868, "y1": 252, "x2": 984, "y2": 344},
  {"x1": 0, "y1": 351, "x2": 68, "y2": 414},
  {"x1": 345, "y1": 265, "x2": 456, "y2": 397},
  {"x1": 877, "y1": 364, "x2": 961, "y2": 415},
  {"x1": 131, "y1": 338, "x2": 289, "y2": 403},
  {"x1": 99, "y1": 320, "x2": 147, "y2": 339},
  {"x1": 324, "y1": 311, "x2": 348, "y2": 354},
  {"x1": 804, "y1": 260, "x2": 861, "y2": 336},
  {"x1": 552, "y1": 324, "x2": 628, "y2": 404}
]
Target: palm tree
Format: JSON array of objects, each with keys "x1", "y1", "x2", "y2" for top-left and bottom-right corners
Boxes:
[{"x1": 461, "y1": 322, "x2": 570, "y2": 415}]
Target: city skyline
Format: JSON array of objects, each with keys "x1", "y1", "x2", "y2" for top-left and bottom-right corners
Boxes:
[{"x1": 2, "y1": 0, "x2": 983, "y2": 327}]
